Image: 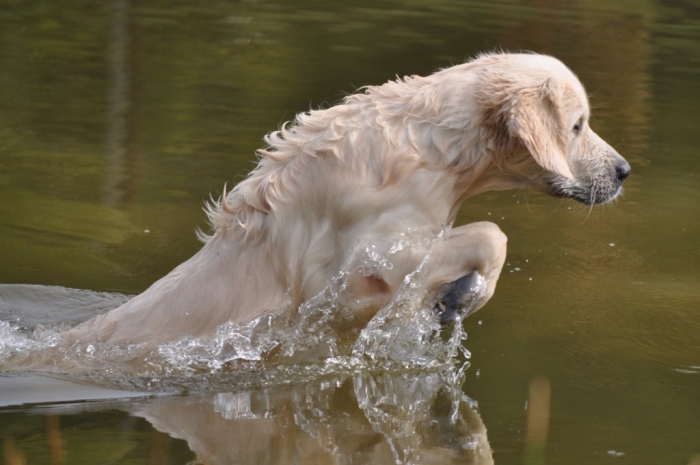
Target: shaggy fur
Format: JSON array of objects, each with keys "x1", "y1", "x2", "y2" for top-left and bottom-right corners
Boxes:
[{"x1": 65, "y1": 52, "x2": 630, "y2": 345}]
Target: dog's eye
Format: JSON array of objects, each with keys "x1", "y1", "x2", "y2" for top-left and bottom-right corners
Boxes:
[{"x1": 573, "y1": 123, "x2": 582, "y2": 135}]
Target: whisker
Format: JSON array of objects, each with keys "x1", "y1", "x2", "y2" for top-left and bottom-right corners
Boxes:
[
  {"x1": 524, "y1": 188, "x2": 533, "y2": 214},
  {"x1": 582, "y1": 190, "x2": 596, "y2": 224},
  {"x1": 550, "y1": 198, "x2": 565, "y2": 215}
]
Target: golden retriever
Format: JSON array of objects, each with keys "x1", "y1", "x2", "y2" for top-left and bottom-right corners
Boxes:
[{"x1": 65, "y1": 52, "x2": 630, "y2": 346}]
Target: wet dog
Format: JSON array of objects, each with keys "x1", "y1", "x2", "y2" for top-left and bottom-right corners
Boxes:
[{"x1": 65, "y1": 52, "x2": 629, "y2": 345}]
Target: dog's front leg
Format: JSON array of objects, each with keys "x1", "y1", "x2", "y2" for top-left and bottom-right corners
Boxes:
[
  {"x1": 344, "y1": 221, "x2": 507, "y2": 325},
  {"x1": 420, "y1": 222, "x2": 508, "y2": 321},
  {"x1": 423, "y1": 221, "x2": 507, "y2": 324}
]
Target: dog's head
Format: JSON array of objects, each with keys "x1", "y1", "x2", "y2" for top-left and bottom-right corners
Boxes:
[{"x1": 474, "y1": 54, "x2": 630, "y2": 205}]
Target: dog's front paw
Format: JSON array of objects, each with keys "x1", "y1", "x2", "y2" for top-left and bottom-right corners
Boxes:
[{"x1": 432, "y1": 271, "x2": 485, "y2": 325}]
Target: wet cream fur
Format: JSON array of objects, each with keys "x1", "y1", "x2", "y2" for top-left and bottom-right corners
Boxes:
[{"x1": 65, "y1": 52, "x2": 628, "y2": 345}]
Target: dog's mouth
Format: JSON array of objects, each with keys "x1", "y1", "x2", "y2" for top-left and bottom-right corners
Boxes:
[{"x1": 546, "y1": 173, "x2": 624, "y2": 206}]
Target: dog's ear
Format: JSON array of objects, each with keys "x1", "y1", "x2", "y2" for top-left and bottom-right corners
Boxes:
[{"x1": 502, "y1": 79, "x2": 573, "y2": 179}]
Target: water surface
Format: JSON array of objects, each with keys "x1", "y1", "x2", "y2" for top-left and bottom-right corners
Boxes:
[{"x1": 1, "y1": 0, "x2": 700, "y2": 464}]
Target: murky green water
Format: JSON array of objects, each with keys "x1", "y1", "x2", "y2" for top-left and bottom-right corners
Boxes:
[{"x1": 1, "y1": 0, "x2": 699, "y2": 464}]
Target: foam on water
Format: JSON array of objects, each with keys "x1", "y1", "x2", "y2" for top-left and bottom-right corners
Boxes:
[{"x1": 0, "y1": 228, "x2": 484, "y2": 393}]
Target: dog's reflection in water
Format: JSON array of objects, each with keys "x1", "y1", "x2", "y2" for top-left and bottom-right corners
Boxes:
[{"x1": 134, "y1": 370, "x2": 493, "y2": 465}]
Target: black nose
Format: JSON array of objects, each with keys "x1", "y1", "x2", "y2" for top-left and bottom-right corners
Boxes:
[{"x1": 616, "y1": 161, "x2": 631, "y2": 182}]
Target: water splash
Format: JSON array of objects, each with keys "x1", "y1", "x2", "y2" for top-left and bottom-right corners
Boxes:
[{"x1": 0, "y1": 227, "x2": 483, "y2": 392}]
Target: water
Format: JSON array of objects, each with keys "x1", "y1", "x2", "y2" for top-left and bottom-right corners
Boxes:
[
  {"x1": 0, "y1": 227, "x2": 472, "y2": 380},
  {"x1": 1, "y1": 0, "x2": 700, "y2": 464}
]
